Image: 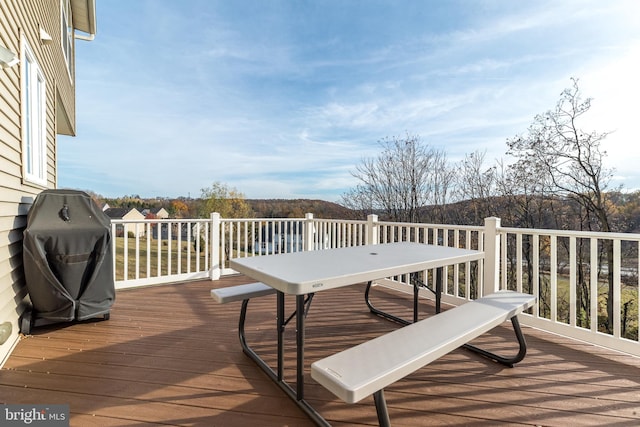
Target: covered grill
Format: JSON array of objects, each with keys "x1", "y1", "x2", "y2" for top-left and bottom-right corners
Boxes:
[{"x1": 21, "y1": 189, "x2": 115, "y2": 334}]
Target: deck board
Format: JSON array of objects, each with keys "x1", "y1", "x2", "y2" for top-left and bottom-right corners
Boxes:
[{"x1": 2, "y1": 275, "x2": 640, "y2": 426}]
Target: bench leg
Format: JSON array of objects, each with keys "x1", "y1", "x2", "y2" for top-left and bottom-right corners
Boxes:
[
  {"x1": 238, "y1": 299, "x2": 250, "y2": 350},
  {"x1": 237, "y1": 295, "x2": 287, "y2": 381},
  {"x1": 373, "y1": 389, "x2": 391, "y2": 427},
  {"x1": 463, "y1": 316, "x2": 527, "y2": 368}
]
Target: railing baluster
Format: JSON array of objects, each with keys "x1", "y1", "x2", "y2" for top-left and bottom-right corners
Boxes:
[
  {"x1": 532, "y1": 234, "x2": 540, "y2": 318},
  {"x1": 178, "y1": 222, "x2": 183, "y2": 275},
  {"x1": 186, "y1": 222, "x2": 192, "y2": 274},
  {"x1": 550, "y1": 235, "x2": 557, "y2": 323},
  {"x1": 613, "y1": 239, "x2": 621, "y2": 338},
  {"x1": 243, "y1": 220, "x2": 248, "y2": 256},
  {"x1": 500, "y1": 232, "x2": 507, "y2": 291},
  {"x1": 453, "y1": 229, "x2": 460, "y2": 297},
  {"x1": 516, "y1": 233, "x2": 523, "y2": 293},
  {"x1": 146, "y1": 223, "x2": 151, "y2": 278},
  {"x1": 167, "y1": 223, "x2": 172, "y2": 276},
  {"x1": 235, "y1": 220, "x2": 241, "y2": 258},
  {"x1": 123, "y1": 226, "x2": 129, "y2": 280},
  {"x1": 465, "y1": 230, "x2": 472, "y2": 298},
  {"x1": 590, "y1": 237, "x2": 598, "y2": 332},
  {"x1": 569, "y1": 236, "x2": 577, "y2": 327},
  {"x1": 195, "y1": 222, "x2": 201, "y2": 271},
  {"x1": 157, "y1": 223, "x2": 162, "y2": 277},
  {"x1": 134, "y1": 224, "x2": 140, "y2": 280}
]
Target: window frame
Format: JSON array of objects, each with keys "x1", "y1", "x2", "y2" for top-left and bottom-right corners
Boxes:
[
  {"x1": 21, "y1": 34, "x2": 48, "y2": 187},
  {"x1": 60, "y1": 0, "x2": 73, "y2": 76}
]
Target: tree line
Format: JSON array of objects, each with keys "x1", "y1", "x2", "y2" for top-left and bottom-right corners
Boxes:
[
  {"x1": 340, "y1": 78, "x2": 635, "y2": 335},
  {"x1": 98, "y1": 191, "x2": 353, "y2": 220}
]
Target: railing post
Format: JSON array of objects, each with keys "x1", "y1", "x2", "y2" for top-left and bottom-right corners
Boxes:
[
  {"x1": 483, "y1": 217, "x2": 501, "y2": 296},
  {"x1": 111, "y1": 222, "x2": 117, "y2": 283},
  {"x1": 366, "y1": 214, "x2": 379, "y2": 245},
  {"x1": 303, "y1": 213, "x2": 315, "y2": 251},
  {"x1": 210, "y1": 212, "x2": 221, "y2": 280}
]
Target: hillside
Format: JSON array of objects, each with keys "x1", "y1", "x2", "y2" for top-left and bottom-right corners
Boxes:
[
  {"x1": 98, "y1": 191, "x2": 640, "y2": 234},
  {"x1": 247, "y1": 199, "x2": 356, "y2": 219}
]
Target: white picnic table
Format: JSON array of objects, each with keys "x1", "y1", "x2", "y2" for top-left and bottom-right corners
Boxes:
[{"x1": 228, "y1": 242, "x2": 484, "y2": 426}]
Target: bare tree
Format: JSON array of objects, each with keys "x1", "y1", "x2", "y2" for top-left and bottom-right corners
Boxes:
[
  {"x1": 430, "y1": 149, "x2": 457, "y2": 223},
  {"x1": 507, "y1": 78, "x2": 615, "y2": 228},
  {"x1": 340, "y1": 185, "x2": 377, "y2": 218},
  {"x1": 342, "y1": 134, "x2": 452, "y2": 223},
  {"x1": 453, "y1": 150, "x2": 498, "y2": 224},
  {"x1": 506, "y1": 78, "x2": 617, "y2": 332}
]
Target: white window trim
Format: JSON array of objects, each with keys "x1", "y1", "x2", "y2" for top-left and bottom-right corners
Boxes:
[
  {"x1": 61, "y1": 0, "x2": 73, "y2": 77},
  {"x1": 21, "y1": 35, "x2": 48, "y2": 187}
]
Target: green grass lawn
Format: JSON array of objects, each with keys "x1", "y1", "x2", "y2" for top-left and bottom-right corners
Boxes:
[
  {"x1": 520, "y1": 272, "x2": 638, "y2": 340},
  {"x1": 113, "y1": 236, "x2": 207, "y2": 280}
]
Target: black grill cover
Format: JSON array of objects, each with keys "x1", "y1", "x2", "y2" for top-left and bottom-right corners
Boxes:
[{"x1": 23, "y1": 189, "x2": 115, "y2": 322}]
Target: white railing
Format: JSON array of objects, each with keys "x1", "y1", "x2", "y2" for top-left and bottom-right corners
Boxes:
[
  {"x1": 112, "y1": 213, "x2": 639, "y2": 356},
  {"x1": 217, "y1": 216, "x2": 307, "y2": 276},
  {"x1": 497, "y1": 220, "x2": 640, "y2": 355},
  {"x1": 110, "y1": 218, "x2": 211, "y2": 289},
  {"x1": 216, "y1": 215, "x2": 372, "y2": 275}
]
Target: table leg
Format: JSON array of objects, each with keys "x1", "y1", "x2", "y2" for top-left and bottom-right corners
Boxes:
[
  {"x1": 277, "y1": 291, "x2": 285, "y2": 381},
  {"x1": 238, "y1": 293, "x2": 329, "y2": 426},
  {"x1": 436, "y1": 267, "x2": 443, "y2": 314},
  {"x1": 413, "y1": 279, "x2": 419, "y2": 323},
  {"x1": 296, "y1": 294, "x2": 305, "y2": 400}
]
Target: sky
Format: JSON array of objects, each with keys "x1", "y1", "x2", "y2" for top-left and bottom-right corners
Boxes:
[{"x1": 58, "y1": 0, "x2": 640, "y2": 202}]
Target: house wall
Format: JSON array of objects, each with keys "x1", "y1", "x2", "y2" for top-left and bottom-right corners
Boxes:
[
  {"x1": 0, "y1": 0, "x2": 78, "y2": 366},
  {"x1": 155, "y1": 208, "x2": 169, "y2": 219},
  {"x1": 123, "y1": 209, "x2": 146, "y2": 237}
]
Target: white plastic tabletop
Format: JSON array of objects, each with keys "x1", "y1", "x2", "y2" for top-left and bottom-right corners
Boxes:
[{"x1": 229, "y1": 242, "x2": 484, "y2": 295}]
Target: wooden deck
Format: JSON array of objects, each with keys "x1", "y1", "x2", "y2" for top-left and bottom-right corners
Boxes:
[{"x1": 2, "y1": 275, "x2": 640, "y2": 426}]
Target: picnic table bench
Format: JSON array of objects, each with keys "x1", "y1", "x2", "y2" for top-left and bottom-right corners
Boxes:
[
  {"x1": 210, "y1": 282, "x2": 276, "y2": 304},
  {"x1": 311, "y1": 290, "x2": 536, "y2": 427}
]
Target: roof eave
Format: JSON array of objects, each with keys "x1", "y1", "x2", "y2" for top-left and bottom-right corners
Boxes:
[{"x1": 70, "y1": 0, "x2": 97, "y2": 37}]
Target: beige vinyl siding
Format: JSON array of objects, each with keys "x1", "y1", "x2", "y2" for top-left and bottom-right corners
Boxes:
[
  {"x1": 0, "y1": 0, "x2": 80, "y2": 366},
  {"x1": 17, "y1": 0, "x2": 76, "y2": 134},
  {"x1": 0, "y1": 0, "x2": 25, "y2": 366}
]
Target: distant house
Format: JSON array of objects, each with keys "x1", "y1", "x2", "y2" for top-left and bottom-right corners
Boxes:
[
  {"x1": 141, "y1": 207, "x2": 169, "y2": 219},
  {"x1": 104, "y1": 207, "x2": 145, "y2": 237},
  {"x1": 0, "y1": 1, "x2": 97, "y2": 366}
]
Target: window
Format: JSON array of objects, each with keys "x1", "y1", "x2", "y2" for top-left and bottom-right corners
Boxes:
[
  {"x1": 21, "y1": 36, "x2": 47, "y2": 186},
  {"x1": 61, "y1": 0, "x2": 73, "y2": 73}
]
